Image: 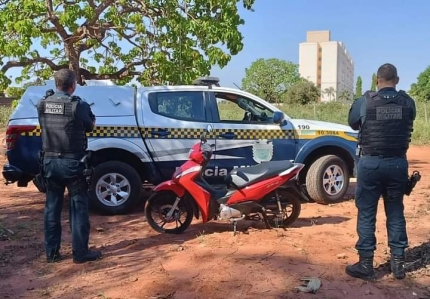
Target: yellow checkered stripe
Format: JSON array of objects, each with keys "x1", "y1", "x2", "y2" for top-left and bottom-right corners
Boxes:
[
  {"x1": 21, "y1": 126, "x2": 141, "y2": 138},
  {"x1": 91, "y1": 126, "x2": 140, "y2": 138},
  {"x1": 24, "y1": 128, "x2": 42, "y2": 137},
  {"x1": 140, "y1": 127, "x2": 295, "y2": 140},
  {"x1": 216, "y1": 128, "x2": 294, "y2": 140},
  {"x1": 21, "y1": 126, "x2": 295, "y2": 140}
]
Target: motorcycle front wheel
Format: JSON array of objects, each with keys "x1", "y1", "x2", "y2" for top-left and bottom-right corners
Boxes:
[{"x1": 144, "y1": 190, "x2": 194, "y2": 234}]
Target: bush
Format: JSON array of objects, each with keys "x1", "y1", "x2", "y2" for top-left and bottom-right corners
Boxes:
[
  {"x1": 0, "y1": 106, "x2": 13, "y2": 128},
  {"x1": 11, "y1": 99, "x2": 19, "y2": 109}
]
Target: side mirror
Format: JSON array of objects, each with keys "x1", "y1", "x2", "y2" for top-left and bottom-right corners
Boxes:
[
  {"x1": 273, "y1": 111, "x2": 287, "y2": 126},
  {"x1": 201, "y1": 124, "x2": 212, "y2": 143},
  {"x1": 206, "y1": 124, "x2": 213, "y2": 133}
]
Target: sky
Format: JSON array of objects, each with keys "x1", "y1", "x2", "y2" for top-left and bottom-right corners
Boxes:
[
  {"x1": 209, "y1": 0, "x2": 430, "y2": 92},
  {"x1": 5, "y1": 0, "x2": 430, "y2": 92}
]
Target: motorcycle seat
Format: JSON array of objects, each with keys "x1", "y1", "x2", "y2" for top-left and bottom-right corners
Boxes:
[{"x1": 227, "y1": 160, "x2": 294, "y2": 189}]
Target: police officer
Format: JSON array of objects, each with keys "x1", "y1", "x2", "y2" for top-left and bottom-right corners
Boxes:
[
  {"x1": 346, "y1": 63, "x2": 416, "y2": 280},
  {"x1": 37, "y1": 69, "x2": 102, "y2": 264}
]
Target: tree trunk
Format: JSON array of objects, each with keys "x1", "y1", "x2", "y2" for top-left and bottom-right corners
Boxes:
[{"x1": 66, "y1": 43, "x2": 82, "y2": 85}]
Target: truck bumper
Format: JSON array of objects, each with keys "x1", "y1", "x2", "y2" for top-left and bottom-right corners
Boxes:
[{"x1": 2, "y1": 164, "x2": 33, "y2": 186}]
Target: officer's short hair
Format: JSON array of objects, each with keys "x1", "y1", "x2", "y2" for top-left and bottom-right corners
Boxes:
[
  {"x1": 377, "y1": 63, "x2": 398, "y2": 82},
  {"x1": 54, "y1": 69, "x2": 76, "y2": 91}
]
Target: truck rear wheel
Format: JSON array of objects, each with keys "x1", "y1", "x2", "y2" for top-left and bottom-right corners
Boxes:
[
  {"x1": 89, "y1": 161, "x2": 142, "y2": 215},
  {"x1": 305, "y1": 155, "x2": 350, "y2": 204}
]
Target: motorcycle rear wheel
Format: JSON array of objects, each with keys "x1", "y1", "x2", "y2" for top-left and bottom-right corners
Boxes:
[
  {"x1": 144, "y1": 190, "x2": 194, "y2": 234},
  {"x1": 260, "y1": 189, "x2": 302, "y2": 228}
]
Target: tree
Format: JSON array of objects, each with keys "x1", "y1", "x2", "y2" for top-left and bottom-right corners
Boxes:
[
  {"x1": 285, "y1": 79, "x2": 320, "y2": 105},
  {"x1": 0, "y1": 0, "x2": 256, "y2": 90},
  {"x1": 241, "y1": 58, "x2": 301, "y2": 104},
  {"x1": 355, "y1": 76, "x2": 362, "y2": 98},
  {"x1": 323, "y1": 86, "x2": 336, "y2": 101},
  {"x1": 337, "y1": 89, "x2": 352, "y2": 102},
  {"x1": 410, "y1": 66, "x2": 430, "y2": 102},
  {"x1": 370, "y1": 73, "x2": 377, "y2": 91}
]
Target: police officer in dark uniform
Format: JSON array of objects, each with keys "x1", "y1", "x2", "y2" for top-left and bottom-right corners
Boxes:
[
  {"x1": 346, "y1": 63, "x2": 416, "y2": 280},
  {"x1": 37, "y1": 69, "x2": 102, "y2": 264}
]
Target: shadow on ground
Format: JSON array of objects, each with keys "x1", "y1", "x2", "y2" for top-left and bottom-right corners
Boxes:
[{"x1": 375, "y1": 241, "x2": 430, "y2": 280}]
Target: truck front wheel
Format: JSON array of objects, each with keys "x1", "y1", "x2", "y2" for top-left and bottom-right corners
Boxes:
[
  {"x1": 89, "y1": 161, "x2": 142, "y2": 215},
  {"x1": 305, "y1": 155, "x2": 350, "y2": 204}
]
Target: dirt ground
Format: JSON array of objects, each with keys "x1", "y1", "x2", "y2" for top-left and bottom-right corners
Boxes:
[{"x1": 0, "y1": 147, "x2": 429, "y2": 299}]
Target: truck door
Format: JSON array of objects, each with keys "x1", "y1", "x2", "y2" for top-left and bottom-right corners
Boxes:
[
  {"x1": 138, "y1": 89, "x2": 216, "y2": 180},
  {"x1": 206, "y1": 90, "x2": 297, "y2": 179}
]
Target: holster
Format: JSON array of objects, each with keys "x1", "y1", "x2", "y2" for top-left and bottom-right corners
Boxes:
[
  {"x1": 80, "y1": 151, "x2": 94, "y2": 191},
  {"x1": 404, "y1": 170, "x2": 421, "y2": 196},
  {"x1": 32, "y1": 150, "x2": 47, "y2": 193}
]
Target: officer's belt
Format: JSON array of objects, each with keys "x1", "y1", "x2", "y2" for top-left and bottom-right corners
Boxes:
[
  {"x1": 44, "y1": 152, "x2": 84, "y2": 159},
  {"x1": 362, "y1": 153, "x2": 406, "y2": 158}
]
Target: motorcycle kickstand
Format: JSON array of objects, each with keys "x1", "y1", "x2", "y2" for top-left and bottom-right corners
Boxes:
[
  {"x1": 233, "y1": 220, "x2": 238, "y2": 236},
  {"x1": 260, "y1": 208, "x2": 272, "y2": 229}
]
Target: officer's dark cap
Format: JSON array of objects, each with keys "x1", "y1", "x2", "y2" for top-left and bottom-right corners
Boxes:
[
  {"x1": 54, "y1": 69, "x2": 76, "y2": 91},
  {"x1": 377, "y1": 63, "x2": 398, "y2": 82}
]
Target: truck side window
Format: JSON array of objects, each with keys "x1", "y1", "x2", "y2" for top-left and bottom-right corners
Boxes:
[
  {"x1": 148, "y1": 91, "x2": 206, "y2": 122},
  {"x1": 214, "y1": 92, "x2": 274, "y2": 123}
]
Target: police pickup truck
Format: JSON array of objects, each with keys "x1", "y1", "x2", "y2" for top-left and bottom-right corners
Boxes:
[{"x1": 3, "y1": 77, "x2": 358, "y2": 215}]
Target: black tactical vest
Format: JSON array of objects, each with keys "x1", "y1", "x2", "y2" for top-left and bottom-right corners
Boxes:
[
  {"x1": 360, "y1": 90, "x2": 414, "y2": 157},
  {"x1": 37, "y1": 93, "x2": 87, "y2": 156}
]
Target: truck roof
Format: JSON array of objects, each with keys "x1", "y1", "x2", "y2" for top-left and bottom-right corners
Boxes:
[{"x1": 9, "y1": 77, "x2": 284, "y2": 121}]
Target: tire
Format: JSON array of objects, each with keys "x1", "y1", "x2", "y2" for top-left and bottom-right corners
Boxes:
[
  {"x1": 144, "y1": 190, "x2": 194, "y2": 234},
  {"x1": 305, "y1": 155, "x2": 350, "y2": 204},
  {"x1": 89, "y1": 161, "x2": 142, "y2": 215},
  {"x1": 260, "y1": 189, "x2": 302, "y2": 227}
]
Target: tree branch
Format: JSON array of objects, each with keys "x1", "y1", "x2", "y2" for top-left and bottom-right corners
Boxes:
[
  {"x1": 2, "y1": 55, "x2": 147, "y2": 83},
  {"x1": 40, "y1": 27, "x2": 58, "y2": 33},
  {"x1": 81, "y1": 61, "x2": 147, "y2": 80},
  {"x1": 86, "y1": 0, "x2": 115, "y2": 27},
  {"x1": 45, "y1": 0, "x2": 70, "y2": 40}
]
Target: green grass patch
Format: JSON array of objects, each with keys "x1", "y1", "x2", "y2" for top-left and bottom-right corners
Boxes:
[
  {"x1": 279, "y1": 102, "x2": 430, "y2": 145},
  {"x1": 218, "y1": 101, "x2": 430, "y2": 145}
]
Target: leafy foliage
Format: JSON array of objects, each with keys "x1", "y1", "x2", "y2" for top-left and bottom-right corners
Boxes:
[
  {"x1": 323, "y1": 86, "x2": 335, "y2": 101},
  {"x1": 355, "y1": 76, "x2": 362, "y2": 99},
  {"x1": 241, "y1": 58, "x2": 301, "y2": 103},
  {"x1": 410, "y1": 66, "x2": 430, "y2": 102},
  {"x1": 285, "y1": 79, "x2": 320, "y2": 105},
  {"x1": 337, "y1": 89, "x2": 352, "y2": 102},
  {"x1": 0, "y1": 0, "x2": 256, "y2": 90},
  {"x1": 370, "y1": 73, "x2": 376, "y2": 91},
  {"x1": 5, "y1": 79, "x2": 44, "y2": 100}
]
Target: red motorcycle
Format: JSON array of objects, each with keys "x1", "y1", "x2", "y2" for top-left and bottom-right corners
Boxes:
[{"x1": 144, "y1": 130, "x2": 307, "y2": 235}]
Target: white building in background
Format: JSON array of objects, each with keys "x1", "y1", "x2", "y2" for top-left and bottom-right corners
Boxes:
[{"x1": 299, "y1": 30, "x2": 354, "y2": 102}]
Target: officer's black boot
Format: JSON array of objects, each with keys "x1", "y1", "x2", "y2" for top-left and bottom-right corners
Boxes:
[
  {"x1": 390, "y1": 253, "x2": 406, "y2": 279},
  {"x1": 345, "y1": 255, "x2": 375, "y2": 281},
  {"x1": 73, "y1": 249, "x2": 102, "y2": 264}
]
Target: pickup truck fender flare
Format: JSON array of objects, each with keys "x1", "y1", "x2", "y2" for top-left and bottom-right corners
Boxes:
[
  {"x1": 294, "y1": 136, "x2": 357, "y2": 165},
  {"x1": 88, "y1": 138, "x2": 152, "y2": 163},
  {"x1": 87, "y1": 138, "x2": 163, "y2": 184}
]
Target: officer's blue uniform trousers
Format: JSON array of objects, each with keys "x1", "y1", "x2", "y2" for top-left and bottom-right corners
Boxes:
[{"x1": 355, "y1": 154, "x2": 409, "y2": 257}]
